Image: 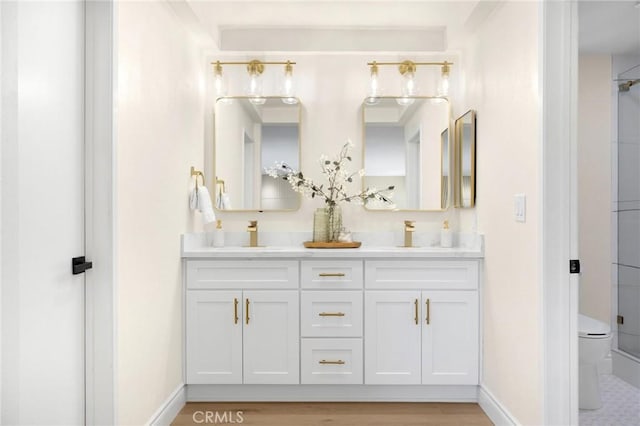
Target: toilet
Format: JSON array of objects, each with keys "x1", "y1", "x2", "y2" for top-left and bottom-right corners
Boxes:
[{"x1": 579, "y1": 314, "x2": 612, "y2": 410}]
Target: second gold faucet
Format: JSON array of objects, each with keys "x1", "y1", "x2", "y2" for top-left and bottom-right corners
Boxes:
[
  {"x1": 247, "y1": 220, "x2": 258, "y2": 247},
  {"x1": 404, "y1": 220, "x2": 415, "y2": 247}
]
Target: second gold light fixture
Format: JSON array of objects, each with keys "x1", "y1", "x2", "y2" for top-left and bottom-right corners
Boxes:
[
  {"x1": 365, "y1": 60, "x2": 453, "y2": 105},
  {"x1": 212, "y1": 59, "x2": 298, "y2": 105}
]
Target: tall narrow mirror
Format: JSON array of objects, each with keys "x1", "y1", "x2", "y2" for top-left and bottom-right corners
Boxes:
[
  {"x1": 362, "y1": 97, "x2": 450, "y2": 211},
  {"x1": 441, "y1": 128, "x2": 450, "y2": 209},
  {"x1": 454, "y1": 110, "x2": 476, "y2": 208},
  {"x1": 214, "y1": 97, "x2": 301, "y2": 211}
]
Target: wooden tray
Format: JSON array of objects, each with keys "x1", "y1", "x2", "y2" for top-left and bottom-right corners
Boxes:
[{"x1": 303, "y1": 241, "x2": 362, "y2": 249}]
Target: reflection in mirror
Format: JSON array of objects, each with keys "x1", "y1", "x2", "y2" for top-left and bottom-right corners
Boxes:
[
  {"x1": 441, "y1": 128, "x2": 449, "y2": 209},
  {"x1": 455, "y1": 110, "x2": 476, "y2": 208},
  {"x1": 362, "y1": 97, "x2": 449, "y2": 211},
  {"x1": 214, "y1": 97, "x2": 301, "y2": 211}
]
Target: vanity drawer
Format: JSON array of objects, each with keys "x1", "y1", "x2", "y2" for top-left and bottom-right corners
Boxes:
[
  {"x1": 301, "y1": 260, "x2": 363, "y2": 289},
  {"x1": 301, "y1": 291, "x2": 363, "y2": 337},
  {"x1": 365, "y1": 260, "x2": 478, "y2": 290},
  {"x1": 301, "y1": 338, "x2": 363, "y2": 384},
  {"x1": 186, "y1": 260, "x2": 299, "y2": 289}
]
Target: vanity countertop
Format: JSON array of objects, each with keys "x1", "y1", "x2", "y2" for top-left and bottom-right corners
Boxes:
[{"x1": 181, "y1": 232, "x2": 484, "y2": 259}]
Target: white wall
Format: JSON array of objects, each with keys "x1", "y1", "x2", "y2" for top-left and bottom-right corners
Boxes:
[
  {"x1": 461, "y1": 2, "x2": 542, "y2": 424},
  {"x1": 116, "y1": 2, "x2": 205, "y2": 424},
  {"x1": 578, "y1": 55, "x2": 612, "y2": 324}
]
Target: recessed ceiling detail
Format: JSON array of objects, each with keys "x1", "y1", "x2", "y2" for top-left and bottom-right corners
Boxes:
[{"x1": 219, "y1": 27, "x2": 446, "y2": 52}]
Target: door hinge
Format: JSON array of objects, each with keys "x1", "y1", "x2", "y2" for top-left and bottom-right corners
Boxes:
[
  {"x1": 617, "y1": 315, "x2": 624, "y2": 325},
  {"x1": 569, "y1": 259, "x2": 581, "y2": 274},
  {"x1": 72, "y1": 256, "x2": 93, "y2": 275}
]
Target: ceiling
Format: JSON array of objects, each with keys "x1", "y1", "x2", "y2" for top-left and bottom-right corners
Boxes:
[
  {"x1": 182, "y1": 0, "x2": 495, "y2": 52},
  {"x1": 579, "y1": 0, "x2": 640, "y2": 55},
  {"x1": 178, "y1": 1, "x2": 640, "y2": 54}
]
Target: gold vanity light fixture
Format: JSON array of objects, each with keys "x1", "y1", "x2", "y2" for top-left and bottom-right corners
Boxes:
[
  {"x1": 211, "y1": 59, "x2": 298, "y2": 105},
  {"x1": 366, "y1": 60, "x2": 454, "y2": 104}
]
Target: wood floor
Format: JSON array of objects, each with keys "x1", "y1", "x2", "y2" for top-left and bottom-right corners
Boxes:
[{"x1": 172, "y1": 402, "x2": 494, "y2": 425}]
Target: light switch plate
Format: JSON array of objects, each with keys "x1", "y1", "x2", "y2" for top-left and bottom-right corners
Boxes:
[{"x1": 514, "y1": 194, "x2": 526, "y2": 223}]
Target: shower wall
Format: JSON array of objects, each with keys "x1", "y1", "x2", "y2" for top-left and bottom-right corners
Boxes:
[{"x1": 615, "y1": 57, "x2": 640, "y2": 361}]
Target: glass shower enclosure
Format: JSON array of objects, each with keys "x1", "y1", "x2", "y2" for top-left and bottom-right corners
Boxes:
[{"x1": 617, "y1": 64, "x2": 640, "y2": 360}]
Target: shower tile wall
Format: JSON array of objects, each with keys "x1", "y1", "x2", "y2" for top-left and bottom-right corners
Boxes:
[{"x1": 615, "y1": 58, "x2": 640, "y2": 359}]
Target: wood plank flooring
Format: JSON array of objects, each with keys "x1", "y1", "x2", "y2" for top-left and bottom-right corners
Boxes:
[{"x1": 172, "y1": 402, "x2": 494, "y2": 425}]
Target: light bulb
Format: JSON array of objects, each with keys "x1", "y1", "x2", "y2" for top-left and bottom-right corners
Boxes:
[
  {"x1": 213, "y1": 61, "x2": 227, "y2": 98},
  {"x1": 246, "y1": 60, "x2": 266, "y2": 105},
  {"x1": 364, "y1": 62, "x2": 380, "y2": 105},
  {"x1": 397, "y1": 60, "x2": 417, "y2": 105},
  {"x1": 282, "y1": 61, "x2": 298, "y2": 105},
  {"x1": 401, "y1": 70, "x2": 417, "y2": 97},
  {"x1": 397, "y1": 71, "x2": 416, "y2": 105},
  {"x1": 438, "y1": 62, "x2": 450, "y2": 97}
]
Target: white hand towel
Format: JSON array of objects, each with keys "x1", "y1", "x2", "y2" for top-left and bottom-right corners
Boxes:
[
  {"x1": 221, "y1": 192, "x2": 232, "y2": 210},
  {"x1": 190, "y1": 185, "x2": 216, "y2": 224},
  {"x1": 189, "y1": 187, "x2": 199, "y2": 210}
]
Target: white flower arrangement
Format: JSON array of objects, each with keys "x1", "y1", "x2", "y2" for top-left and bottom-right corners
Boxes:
[{"x1": 266, "y1": 140, "x2": 396, "y2": 209}]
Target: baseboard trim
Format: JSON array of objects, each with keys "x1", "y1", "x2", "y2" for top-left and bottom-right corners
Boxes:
[
  {"x1": 478, "y1": 385, "x2": 517, "y2": 426},
  {"x1": 187, "y1": 384, "x2": 478, "y2": 402},
  {"x1": 612, "y1": 349, "x2": 640, "y2": 389},
  {"x1": 148, "y1": 383, "x2": 186, "y2": 426}
]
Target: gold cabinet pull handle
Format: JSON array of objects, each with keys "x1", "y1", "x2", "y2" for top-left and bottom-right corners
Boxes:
[
  {"x1": 319, "y1": 312, "x2": 345, "y2": 317},
  {"x1": 245, "y1": 298, "x2": 250, "y2": 325},
  {"x1": 426, "y1": 298, "x2": 431, "y2": 325},
  {"x1": 319, "y1": 360, "x2": 345, "y2": 365},
  {"x1": 234, "y1": 298, "x2": 239, "y2": 324},
  {"x1": 414, "y1": 298, "x2": 419, "y2": 325},
  {"x1": 318, "y1": 273, "x2": 345, "y2": 277}
]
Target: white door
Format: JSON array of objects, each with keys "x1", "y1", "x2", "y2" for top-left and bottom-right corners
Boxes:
[
  {"x1": 186, "y1": 291, "x2": 243, "y2": 384},
  {"x1": 421, "y1": 291, "x2": 479, "y2": 385},
  {"x1": 364, "y1": 291, "x2": 421, "y2": 384},
  {"x1": 243, "y1": 291, "x2": 299, "y2": 384},
  {"x1": 1, "y1": 1, "x2": 86, "y2": 424}
]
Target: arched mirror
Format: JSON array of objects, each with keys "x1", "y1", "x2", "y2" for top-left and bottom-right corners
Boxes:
[
  {"x1": 362, "y1": 96, "x2": 450, "y2": 211},
  {"x1": 454, "y1": 110, "x2": 476, "y2": 208},
  {"x1": 214, "y1": 96, "x2": 301, "y2": 211}
]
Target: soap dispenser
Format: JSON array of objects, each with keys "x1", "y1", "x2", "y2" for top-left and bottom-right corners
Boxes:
[
  {"x1": 440, "y1": 220, "x2": 453, "y2": 248},
  {"x1": 212, "y1": 219, "x2": 225, "y2": 248}
]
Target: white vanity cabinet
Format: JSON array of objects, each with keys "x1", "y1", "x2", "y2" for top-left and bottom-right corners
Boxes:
[
  {"x1": 364, "y1": 260, "x2": 479, "y2": 386},
  {"x1": 185, "y1": 260, "x2": 299, "y2": 385},
  {"x1": 182, "y1": 245, "x2": 482, "y2": 402}
]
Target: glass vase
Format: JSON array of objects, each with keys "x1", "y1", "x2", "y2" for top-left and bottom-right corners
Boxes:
[
  {"x1": 313, "y1": 208, "x2": 329, "y2": 242},
  {"x1": 326, "y1": 205, "x2": 342, "y2": 242}
]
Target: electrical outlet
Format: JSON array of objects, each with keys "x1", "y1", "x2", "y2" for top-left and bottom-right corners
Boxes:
[{"x1": 514, "y1": 194, "x2": 526, "y2": 223}]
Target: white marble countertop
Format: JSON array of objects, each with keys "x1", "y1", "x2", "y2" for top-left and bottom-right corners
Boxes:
[{"x1": 181, "y1": 232, "x2": 484, "y2": 259}]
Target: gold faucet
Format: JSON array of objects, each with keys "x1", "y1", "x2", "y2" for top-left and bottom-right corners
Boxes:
[
  {"x1": 404, "y1": 220, "x2": 415, "y2": 247},
  {"x1": 247, "y1": 220, "x2": 258, "y2": 247}
]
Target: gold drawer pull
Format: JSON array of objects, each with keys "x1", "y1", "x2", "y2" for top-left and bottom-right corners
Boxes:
[
  {"x1": 414, "y1": 298, "x2": 419, "y2": 325},
  {"x1": 234, "y1": 298, "x2": 239, "y2": 324},
  {"x1": 426, "y1": 298, "x2": 431, "y2": 325},
  {"x1": 318, "y1": 273, "x2": 346, "y2": 277},
  {"x1": 319, "y1": 359, "x2": 345, "y2": 365},
  {"x1": 319, "y1": 312, "x2": 345, "y2": 317},
  {"x1": 245, "y1": 298, "x2": 250, "y2": 325}
]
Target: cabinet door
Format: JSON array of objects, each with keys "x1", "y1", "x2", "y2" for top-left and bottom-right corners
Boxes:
[
  {"x1": 421, "y1": 291, "x2": 479, "y2": 385},
  {"x1": 364, "y1": 291, "x2": 421, "y2": 384},
  {"x1": 186, "y1": 291, "x2": 243, "y2": 384},
  {"x1": 243, "y1": 291, "x2": 299, "y2": 384}
]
